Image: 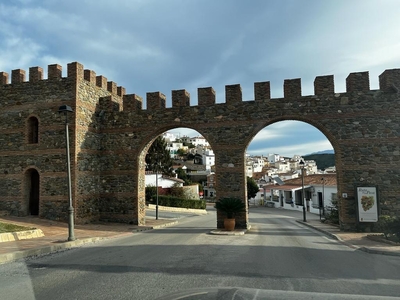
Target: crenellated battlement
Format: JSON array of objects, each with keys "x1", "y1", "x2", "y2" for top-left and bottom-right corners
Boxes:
[
  {"x1": 0, "y1": 61, "x2": 126, "y2": 98},
  {"x1": 1, "y1": 62, "x2": 400, "y2": 111},
  {"x1": 129, "y1": 68, "x2": 399, "y2": 111}
]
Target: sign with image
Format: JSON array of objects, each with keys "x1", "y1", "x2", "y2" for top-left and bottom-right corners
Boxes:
[{"x1": 356, "y1": 186, "x2": 378, "y2": 222}]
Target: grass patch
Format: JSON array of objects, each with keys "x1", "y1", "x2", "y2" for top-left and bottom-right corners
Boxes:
[{"x1": 0, "y1": 222, "x2": 34, "y2": 233}]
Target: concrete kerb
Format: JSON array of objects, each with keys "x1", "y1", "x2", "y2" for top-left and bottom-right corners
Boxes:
[
  {"x1": 357, "y1": 247, "x2": 400, "y2": 256},
  {"x1": 209, "y1": 229, "x2": 247, "y2": 236},
  {"x1": 0, "y1": 229, "x2": 45, "y2": 243},
  {"x1": 0, "y1": 236, "x2": 108, "y2": 265},
  {"x1": 296, "y1": 220, "x2": 342, "y2": 241},
  {"x1": 209, "y1": 225, "x2": 251, "y2": 236},
  {"x1": 296, "y1": 220, "x2": 400, "y2": 257},
  {"x1": 147, "y1": 204, "x2": 207, "y2": 215},
  {"x1": 0, "y1": 220, "x2": 179, "y2": 265}
]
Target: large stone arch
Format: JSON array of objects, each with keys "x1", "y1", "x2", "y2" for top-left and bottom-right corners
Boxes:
[
  {"x1": 134, "y1": 125, "x2": 220, "y2": 226},
  {"x1": 93, "y1": 69, "x2": 399, "y2": 231},
  {"x1": 1, "y1": 62, "x2": 399, "y2": 231}
]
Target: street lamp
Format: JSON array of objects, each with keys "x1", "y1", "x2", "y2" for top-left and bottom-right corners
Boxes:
[
  {"x1": 155, "y1": 161, "x2": 159, "y2": 220},
  {"x1": 299, "y1": 159, "x2": 307, "y2": 222},
  {"x1": 321, "y1": 176, "x2": 326, "y2": 219},
  {"x1": 153, "y1": 154, "x2": 161, "y2": 220},
  {"x1": 58, "y1": 105, "x2": 75, "y2": 241}
]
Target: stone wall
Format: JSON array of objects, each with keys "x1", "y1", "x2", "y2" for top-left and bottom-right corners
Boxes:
[{"x1": 1, "y1": 62, "x2": 399, "y2": 231}]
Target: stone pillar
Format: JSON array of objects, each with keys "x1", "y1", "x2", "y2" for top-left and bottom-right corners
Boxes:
[{"x1": 213, "y1": 146, "x2": 248, "y2": 229}]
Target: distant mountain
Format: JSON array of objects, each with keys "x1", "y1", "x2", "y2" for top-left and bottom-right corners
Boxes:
[
  {"x1": 303, "y1": 153, "x2": 335, "y2": 170},
  {"x1": 305, "y1": 149, "x2": 335, "y2": 155}
]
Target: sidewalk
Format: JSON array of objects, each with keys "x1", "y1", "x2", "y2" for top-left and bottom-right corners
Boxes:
[
  {"x1": 297, "y1": 219, "x2": 400, "y2": 257},
  {"x1": 1, "y1": 214, "x2": 399, "y2": 265},
  {"x1": 0, "y1": 215, "x2": 177, "y2": 264}
]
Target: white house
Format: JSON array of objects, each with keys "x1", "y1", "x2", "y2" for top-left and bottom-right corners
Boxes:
[
  {"x1": 182, "y1": 135, "x2": 210, "y2": 147},
  {"x1": 145, "y1": 172, "x2": 184, "y2": 188},
  {"x1": 252, "y1": 157, "x2": 265, "y2": 173},
  {"x1": 271, "y1": 174, "x2": 337, "y2": 215},
  {"x1": 275, "y1": 160, "x2": 291, "y2": 173},
  {"x1": 162, "y1": 131, "x2": 177, "y2": 142},
  {"x1": 249, "y1": 186, "x2": 272, "y2": 206},
  {"x1": 166, "y1": 142, "x2": 188, "y2": 158},
  {"x1": 268, "y1": 154, "x2": 280, "y2": 163},
  {"x1": 202, "y1": 149, "x2": 215, "y2": 171}
]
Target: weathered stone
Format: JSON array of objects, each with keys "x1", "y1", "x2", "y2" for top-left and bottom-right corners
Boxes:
[{"x1": 1, "y1": 62, "x2": 400, "y2": 230}]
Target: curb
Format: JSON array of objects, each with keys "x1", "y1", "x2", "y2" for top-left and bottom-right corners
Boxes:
[
  {"x1": 296, "y1": 220, "x2": 400, "y2": 257},
  {"x1": 209, "y1": 225, "x2": 250, "y2": 236},
  {"x1": 133, "y1": 221, "x2": 179, "y2": 232},
  {"x1": 209, "y1": 229, "x2": 247, "y2": 236},
  {"x1": 357, "y1": 247, "x2": 400, "y2": 257},
  {"x1": 0, "y1": 229, "x2": 44, "y2": 243},
  {"x1": 296, "y1": 220, "x2": 342, "y2": 241},
  {"x1": 0, "y1": 236, "x2": 107, "y2": 265},
  {"x1": 147, "y1": 205, "x2": 207, "y2": 215},
  {"x1": 0, "y1": 220, "x2": 179, "y2": 265}
]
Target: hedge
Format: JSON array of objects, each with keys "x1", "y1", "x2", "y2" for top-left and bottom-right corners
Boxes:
[{"x1": 150, "y1": 195, "x2": 206, "y2": 210}]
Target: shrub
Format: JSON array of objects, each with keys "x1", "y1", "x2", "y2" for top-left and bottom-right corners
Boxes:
[
  {"x1": 325, "y1": 201, "x2": 339, "y2": 225},
  {"x1": 156, "y1": 195, "x2": 206, "y2": 209},
  {"x1": 145, "y1": 185, "x2": 157, "y2": 203},
  {"x1": 375, "y1": 215, "x2": 400, "y2": 240},
  {"x1": 214, "y1": 197, "x2": 246, "y2": 219}
]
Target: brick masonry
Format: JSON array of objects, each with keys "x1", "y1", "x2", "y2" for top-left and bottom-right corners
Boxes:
[{"x1": 0, "y1": 62, "x2": 399, "y2": 230}]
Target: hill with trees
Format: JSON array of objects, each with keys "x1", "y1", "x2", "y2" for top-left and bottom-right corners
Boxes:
[{"x1": 303, "y1": 153, "x2": 335, "y2": 170}]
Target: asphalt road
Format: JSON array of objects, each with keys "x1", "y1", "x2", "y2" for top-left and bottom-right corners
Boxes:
[{"x1": 0, "y1": 208, "x2": 399, "y2": 300}]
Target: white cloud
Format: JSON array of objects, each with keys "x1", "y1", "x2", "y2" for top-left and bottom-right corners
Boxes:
[
  {"x1": 247, "y1": 140, "x2": 333, "y2": 157},
  {"x1": 0, "y1": 0, "x2": 397, "y2": 158},
  {"x1": 250, "y1": 128, "x2": 286, "y2": 142}
]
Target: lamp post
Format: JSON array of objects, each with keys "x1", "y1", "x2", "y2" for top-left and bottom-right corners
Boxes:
[
  {"x1": 155, "y1": 162, "x2": 159, "y2": 220},
  {"x1": 263, "y1": 185, "x2": 267, "y2": 206},
  {"x1": 153, "y1": 154, "x2": 161, "y2": 220},
  {"x1": 321, "y1": 176, "x2": 325, "y2": 218},
  {"x1": 299, "y1": 159, "x2": 307, "y2": 222},
  {"x1": 58, "y1": 105, "x2": 75, "y2": 241}
]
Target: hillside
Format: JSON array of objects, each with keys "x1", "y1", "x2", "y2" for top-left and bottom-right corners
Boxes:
[{"x1": 303, "y1": 154, "x2": 335, "y2": 170}]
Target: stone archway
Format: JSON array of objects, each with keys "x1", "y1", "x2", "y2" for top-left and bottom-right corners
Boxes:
[
  {"x1": 2, "y1": 61, "x2": 399, "y2": 231},
  {"x1": 87, "y1": 69, "x2": 400, "y2": 231}
]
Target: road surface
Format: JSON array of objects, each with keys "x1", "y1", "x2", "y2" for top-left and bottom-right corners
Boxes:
[{"x1": 0, "y1": 207, "x2": 399, "y2": 299}]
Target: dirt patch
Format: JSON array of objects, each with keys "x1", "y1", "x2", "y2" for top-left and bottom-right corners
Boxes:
[{"x1": 367, "y1": 234, "x2": 400, "y2": 246}]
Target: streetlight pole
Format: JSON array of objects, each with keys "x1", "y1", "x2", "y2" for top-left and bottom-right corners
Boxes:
[
  {"x1": 58, "y1": 105, "x2": 75, "y2": 241},
  {"x1": 300, "y1": 159, "x2": 307, "y2": 222},
  {"x1": 321, "y1": 177, "x2": 325, "y2": 218},
  {"x1": 155, "y1": 162, "x2": 159, "y2": 220}
]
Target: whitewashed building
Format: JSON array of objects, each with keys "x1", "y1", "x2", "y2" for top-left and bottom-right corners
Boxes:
[{"x1": 145, "y1": 172, "x2": 184, "y2": 188}]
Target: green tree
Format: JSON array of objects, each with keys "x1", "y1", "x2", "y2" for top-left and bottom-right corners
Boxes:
[
  {"x1": 176, "y1": 148, "x2": 187, "y2": 158},
  {"x1": 247, "y1": 176, "x2": 259, "y2": 200},
  {"x1": 175, "y1": 167, "x2": 192, "y2": 185},
  {"x1": 170, "y1": 182, "x2": 186, "y2": 198},
  {"x1": 146, "y1": 136, "x2": 174, "y2": 176}
]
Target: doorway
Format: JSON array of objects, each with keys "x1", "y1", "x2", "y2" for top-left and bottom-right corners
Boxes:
[{"x1": 28, "y1": 169, "x2": 40, "y2": 215}]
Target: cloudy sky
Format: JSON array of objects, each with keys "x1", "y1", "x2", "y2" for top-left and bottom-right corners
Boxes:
[{"x1": 1, "y1": 0, "x2": 399, "y2": 156}]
